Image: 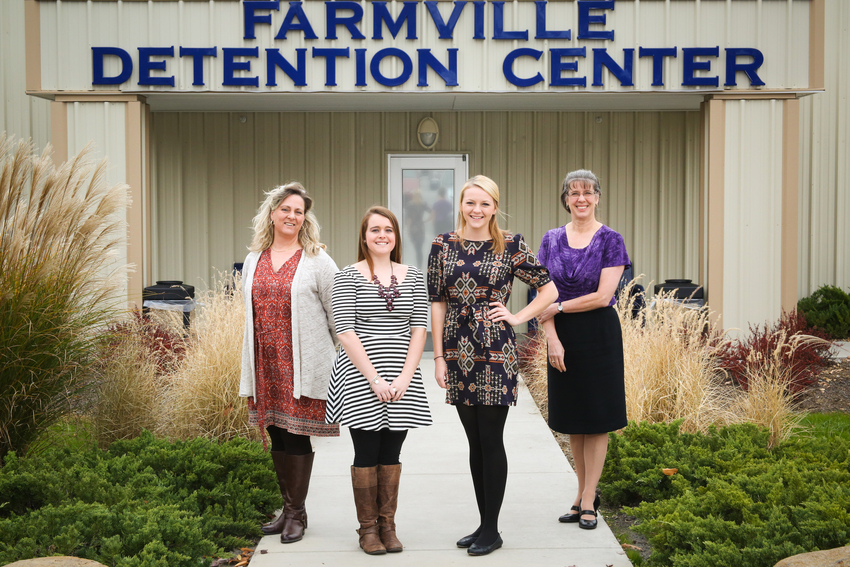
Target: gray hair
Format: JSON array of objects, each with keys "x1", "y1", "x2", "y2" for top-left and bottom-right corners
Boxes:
[{"x1": 560, "y1": 169, "x2": 601, "y2": 213}]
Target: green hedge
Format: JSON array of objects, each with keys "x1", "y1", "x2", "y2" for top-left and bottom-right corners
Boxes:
[
  {"x1": 602, "y1": 418, "x2": 850, "y2": 567},
  {"x1": 0, "y1": 432, "x2": 280, "y2": 566},
  {"x1": 797, "y1": 285, "x2": 850, "y2": 340}
]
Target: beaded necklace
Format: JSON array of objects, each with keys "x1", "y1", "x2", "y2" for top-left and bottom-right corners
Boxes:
[{"x1": 373, "y1": 264, "x2": 401, "y2": 311}]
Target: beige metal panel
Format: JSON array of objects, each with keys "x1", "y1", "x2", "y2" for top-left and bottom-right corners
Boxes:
[
  {"x1": 724, "y1": 99, "x2": 784, "y2": 331},
  {"x1": 232, "y1": 113, "x2": 258, "y2": 258},
  {"x1": 179, "y1": 113, "x2": 211, "y2": 286},
  {"x1": 798, "y1": 0, "x2": 850, "y2": 298},
  {"x1": 65, "y1": 101, "x2": 129, "y2": 295},
  {"x1": 206, "y1": 113, "x2": 236, "y2": 282},
  {"x1": 150, "y1": 112, "x2": 184, "y2": 281},
  {"x1": 0, "y1": 0, "x2": 51, "y2": 151},
  {"x1": 38, "y1": 0, "x2": 811, "y2": 93}
]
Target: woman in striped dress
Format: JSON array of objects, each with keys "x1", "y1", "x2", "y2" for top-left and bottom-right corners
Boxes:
[{"x1": 326, "y1": 206, "x2": 432, "y2": 555}]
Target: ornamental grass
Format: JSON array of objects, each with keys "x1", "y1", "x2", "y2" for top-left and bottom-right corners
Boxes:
[
  {"x1": 0, "y1": 135, "x2": 128, "y2": 462},
  {"x1": 156, "y1": 273, "x2": 259, "y2": 442},
  {"x1": 616, "y1": 283, "x2": 734, "y2": 434},
  {"x1": 88, "y1": 317, "x2": 164, "y2": 447},
  {"x1": 521, "y1": 279, "x2": 820, "y2": 443}
]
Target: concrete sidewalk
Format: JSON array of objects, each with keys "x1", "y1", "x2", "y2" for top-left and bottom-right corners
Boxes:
[
  {"x1": 249, "y1": 358, "x2": 631, "y2": 567},
  {"x1": 830, "y1": 341, "x2": 850, "y2": 360}
]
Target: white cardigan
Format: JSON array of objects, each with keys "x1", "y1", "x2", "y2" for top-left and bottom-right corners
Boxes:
[{"x1": 240, "y1": 248, "x2": 339, "y2": 400}]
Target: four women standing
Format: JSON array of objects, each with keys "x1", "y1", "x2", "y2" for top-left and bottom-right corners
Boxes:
[{"x1": 242, "y1": 172, "x2": 629, "y2": 552}]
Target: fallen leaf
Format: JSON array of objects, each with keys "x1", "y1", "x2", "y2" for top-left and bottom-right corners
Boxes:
[
  {"x1": 235, "y1": 561, "x2": 248, "y2": 567},
  {"x1": 260, "y1": 550, "x2": 268, "y2": 554},
  {"x1": 622, "y1": 543, "x2": 644, "y2": 551}
]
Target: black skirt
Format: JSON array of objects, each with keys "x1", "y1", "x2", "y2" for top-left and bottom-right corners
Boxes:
[{"x1": 547, "y1": 306, "x2": 627, "y2": 435}]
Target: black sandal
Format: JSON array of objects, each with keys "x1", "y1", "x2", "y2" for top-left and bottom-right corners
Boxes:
[
  {"x1": 578, "y1": 509, "x2": 597, "y2": 530},
  {"x1": 558, "y1": 505, "x2": 581, "y2": 523}
]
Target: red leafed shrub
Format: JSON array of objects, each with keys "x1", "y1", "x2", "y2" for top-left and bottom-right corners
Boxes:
[
  {"x1": 717, "y1": 310, "x2": 833, "y2": 394},
  {"x1": 108, "y1": 311, "x2": 186, "y2": 375}
]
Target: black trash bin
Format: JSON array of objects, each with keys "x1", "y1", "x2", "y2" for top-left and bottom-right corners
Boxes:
[
  {"x1": 653, "y1": 279, "x2": 704, "y2": 308},
  {"x1": 143, "y1": 280, "x2": 196, "y2": 327}
]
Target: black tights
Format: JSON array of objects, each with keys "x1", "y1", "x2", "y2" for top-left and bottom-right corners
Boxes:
[
  {"x1": 266, "y1": 425, "x2": 313, "y2": 455},
  {"x1": 456, "y1": 404, "x2": 509, "y2": 546},
  {"x1": 349, "y1": 428, "x2": 408, "y2": 468}
]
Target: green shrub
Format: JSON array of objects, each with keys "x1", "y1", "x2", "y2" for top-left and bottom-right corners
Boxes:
[
  {"x1": 0, "y1": 135, "x2": 128, "y2": 462},
  {"x1": 603, "y1": 421, "x2": 850, "y2": 567},
  {"x1": 798, "y1": 285, "x2": 850, "y2": 339},
  {"x1": 0, "y1": 431, "x2": 280, "y2": 565}
]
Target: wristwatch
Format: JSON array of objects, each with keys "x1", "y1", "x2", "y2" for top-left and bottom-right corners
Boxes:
[{"x1": 557, "y1": 302, "x2": 563, "y2": 313}]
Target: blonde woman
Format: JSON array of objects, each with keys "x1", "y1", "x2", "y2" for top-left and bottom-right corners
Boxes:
[
  {"x1": 239, "y1": 182, "x2": 339, "y2": 544},
  {"x1": 427, "y1": 175, "x2": 558, "y2": 555}
]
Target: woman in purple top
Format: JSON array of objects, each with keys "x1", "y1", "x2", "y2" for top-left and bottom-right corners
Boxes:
[{"x1": 536, "y1": 169, "x2": 630, "y2": 531}]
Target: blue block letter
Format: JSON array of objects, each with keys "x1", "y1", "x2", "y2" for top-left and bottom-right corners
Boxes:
[
  {"x1": 92, "y1": 47, "x2": 133, "y2": 85},
  {"x1": 503, "y1": 48, "x2": 544, "y2": 87}
]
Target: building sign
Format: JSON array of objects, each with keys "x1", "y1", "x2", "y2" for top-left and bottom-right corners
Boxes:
[{"x1": 90, "y1": 0, "x2": 768, "y2": 91}]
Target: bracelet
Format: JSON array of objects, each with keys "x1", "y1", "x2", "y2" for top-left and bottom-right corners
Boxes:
[
  {"x1": 434, "y1": 355, "x2": 445, "y2": 360},
  {"x1": 371, "y1": 375, "x2": 381, "y2": 384}
]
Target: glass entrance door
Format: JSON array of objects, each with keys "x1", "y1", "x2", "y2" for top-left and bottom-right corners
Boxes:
[{"x1": 388, "y1": 154, "x2": 468, "y2": 341}]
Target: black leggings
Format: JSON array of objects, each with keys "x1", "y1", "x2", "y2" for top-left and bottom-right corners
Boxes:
[
  {"x1": 266, "y1": 425, "x2": 313, "y2": 455},
  {"x1": 349, "y1": 428, "x2": 408, "y2": 467},
  {"x1": 456, "y1": 404, "x2": 510, "y2": 546}
]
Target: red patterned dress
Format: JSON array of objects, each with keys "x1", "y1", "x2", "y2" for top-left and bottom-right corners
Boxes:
[{"x1": 248, "y1": 249, "x2": 339, "y2": 437}]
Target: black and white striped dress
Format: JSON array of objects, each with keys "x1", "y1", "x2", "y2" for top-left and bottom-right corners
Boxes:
[{"x1": 325, "y1": 265, "x2": 433, "y2": 431}]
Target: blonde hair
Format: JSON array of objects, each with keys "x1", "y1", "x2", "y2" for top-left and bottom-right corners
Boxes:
[
  {"x1": 249, "y1": 182, "x2": 325, "y2": 256},
  {"x1": 456, "y1": 175, "x2": 508, "y2": 255},
  {"x1": 357, "y1": 206, "x2": 403, "y2": 278}
]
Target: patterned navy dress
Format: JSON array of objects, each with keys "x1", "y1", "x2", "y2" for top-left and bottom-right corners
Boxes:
[{"x1": 427, "y1": 232, "x2": 551, "y2": 406}]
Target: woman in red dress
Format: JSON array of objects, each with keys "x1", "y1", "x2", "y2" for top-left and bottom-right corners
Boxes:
[{"x1": 239, "y1": 183, "x2": 339, "y2": 544}]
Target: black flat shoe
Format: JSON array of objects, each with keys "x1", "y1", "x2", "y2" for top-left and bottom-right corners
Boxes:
[
  {"x1": 467, "y1": 535, "x2": 503, "y2": 556},
  {"x1": 456, "y1": 533, "x2": 478, "y2": 548},
  {"x1": 558, "y1": 505, "x2": 581, "y2": 523},
  {"x1": 578, "y1": 509, "x2": 598, "y2": 530}
]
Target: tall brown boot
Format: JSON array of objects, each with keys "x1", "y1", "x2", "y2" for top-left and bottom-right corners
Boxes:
[
  {"x1": 376, "y1": 464, "x2": 403, "y2": 553},
  {"x1": 351, "y1": 466, "x2": 386, "y2": 555},
  {"x1": 279, "y1": 452, "x2": 314, "y2": 544},
  {"x1": 261, "y1": 451, "x2": 287, "y2": 535}
]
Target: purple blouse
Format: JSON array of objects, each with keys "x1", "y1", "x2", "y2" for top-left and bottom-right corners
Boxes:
[{"x1": 537, "y1": 225, "x2": 631, "y2": 307}]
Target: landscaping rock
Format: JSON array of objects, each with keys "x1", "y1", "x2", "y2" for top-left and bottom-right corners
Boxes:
[
  {"x1": 6, "y1": 558, "x2": 106, "y2": 567},
  {"x1": 774, "y1": 546, "x2": 850, "y2": 567}
]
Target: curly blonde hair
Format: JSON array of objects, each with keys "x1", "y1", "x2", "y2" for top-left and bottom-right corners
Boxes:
[{"x1": 249, "y1": 182, "x2": 325, "y2": 256}]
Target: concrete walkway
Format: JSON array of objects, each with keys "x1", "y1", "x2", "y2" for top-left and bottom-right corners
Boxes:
[
  {"x1": 249, "y1": 358, "x2": 631, "y2": 567},
  {"x1": 831, "y1": 341, "x2": 850, "y2": 360}
]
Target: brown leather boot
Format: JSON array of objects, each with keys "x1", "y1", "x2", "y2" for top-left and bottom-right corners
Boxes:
[
  {"x1": 351, "y1": 466, "x2": 386, "y2": 555},
  {"x1": 261, "y1": 451, "x2": 287, "y2": 535},
  {"x1": 279, "y1": 452, "x2": 314, "y2": 544},
  {"x1": 376, "y1": 463, "x2": 403, "y2": 553}
]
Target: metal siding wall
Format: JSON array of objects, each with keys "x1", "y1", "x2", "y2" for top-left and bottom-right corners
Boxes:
[
  {"x1": 65, "y1": 101, "x2": 129, "y2": 295},
  {"x1": 724, "y1": 99, "x2": 784, "y2": 331},
  {"x1": 151, "y1": 110, "x2": 700, "y2": 333},
  {"x1": 799, "y1": 0, "x2": 850, "y2": 298},
  {"x1": 0, "y1": 1, "x2": 50, "y2": 151}
]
